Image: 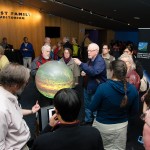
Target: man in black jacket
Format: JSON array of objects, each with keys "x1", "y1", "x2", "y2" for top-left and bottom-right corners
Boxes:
[{"x1": 32, "y1": 88, "x2": 104, "y2": 150}]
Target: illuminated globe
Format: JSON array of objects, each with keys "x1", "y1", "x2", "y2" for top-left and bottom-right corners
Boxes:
[{"x1": 35, "y1": 61, "x2": 73, "y2": 99}]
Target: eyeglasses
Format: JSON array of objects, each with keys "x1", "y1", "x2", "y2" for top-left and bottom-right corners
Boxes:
[
  {"x1": 102, "y1": 48, "x2": 108, "y2": 49},
  {"x1": 87, "y1": 49, "x2": 97, "y2": 52}
]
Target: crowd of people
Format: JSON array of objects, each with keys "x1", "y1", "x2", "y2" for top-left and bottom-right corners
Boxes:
[{"x1": 0, "y1": 34, "x2": 149, "y2": 150}]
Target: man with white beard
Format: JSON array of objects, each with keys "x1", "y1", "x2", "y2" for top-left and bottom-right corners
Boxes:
[
  {"x1": 31, "y1": 45, "x2": 51, "y2": 77},
  {"x1": 0, "y1": 63, "x2": 40, "y2": 150}
]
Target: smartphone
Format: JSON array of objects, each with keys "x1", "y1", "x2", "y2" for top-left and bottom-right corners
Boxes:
[{"x1": 48, "y1": 108, "x2": 55, "y2": 119}]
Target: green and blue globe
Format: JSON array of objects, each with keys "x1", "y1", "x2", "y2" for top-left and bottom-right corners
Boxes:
[{"x1": 35, "y1": 61, "x2": 73, "y2": 98}]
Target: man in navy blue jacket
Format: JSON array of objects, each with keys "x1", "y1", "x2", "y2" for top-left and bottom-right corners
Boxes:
[
  {"x1": 20, "y1": 37, "x2": 34, "y2": 69},
  {"x1": 74, "y1": 43, "x2": 107, "y2": 125}
]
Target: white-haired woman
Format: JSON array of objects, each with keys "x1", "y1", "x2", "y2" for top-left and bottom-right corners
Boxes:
[{"x1": 119, "y1": 53, "x2": 140, "y2": 90}]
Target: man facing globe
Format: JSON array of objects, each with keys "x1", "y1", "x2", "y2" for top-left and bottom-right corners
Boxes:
[{"x1": 35, "y1": 61, "x2": 74, "y2": 99}]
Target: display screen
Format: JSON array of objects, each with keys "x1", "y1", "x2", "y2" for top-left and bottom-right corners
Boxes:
[
  {"x1": 45, "y1": 26, "x2": 60, "y2": 38},
  {"x1": 138, "y1": 42, "x2": 148, "y2": 52},
  {"x1": 48, "y1": 108, "x2": 55, "y2": 120}
]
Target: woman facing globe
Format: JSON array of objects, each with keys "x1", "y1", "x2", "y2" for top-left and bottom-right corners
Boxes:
[
  {"x1": 60, "y1": 48, "x2": 80, "y2": 87},
  {"x1": 35, "y1": 61, "x2": 74, "y2": 98}
]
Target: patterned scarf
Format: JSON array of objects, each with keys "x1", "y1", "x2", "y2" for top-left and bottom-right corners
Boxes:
[{"x1": 63, "y1": 56, "x2": 71, "y2": 64}]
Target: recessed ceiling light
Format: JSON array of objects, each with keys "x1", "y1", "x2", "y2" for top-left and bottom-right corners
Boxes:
[
  {"x1": 17, "y1": 0, "x2": 23, "y2": 5},
  {"x1": 138, "y1": 28, "x2": 150, "y2": 29},
  {"x1": 128, "y1": 23, "x2": 130, "y2": 26},
  {"x1": 134, "y1": 17, "x2": 140, "y2": 20},
  {"x1": 41, "y1": 0, "x2": 47, "y2": 3}
]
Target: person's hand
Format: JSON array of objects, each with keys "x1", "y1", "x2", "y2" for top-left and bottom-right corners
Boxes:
[
  {"x1": 141, "y1": 91, "x2": 148, "y2": 102},
  {"x1": 73, "y1": 58, "x2": 82, "y2": 65},
  {"x1": 52, "y1": 45, "x2": 57, "y2": 51},
  {"x1": 32, "y1": 101, "x2": 40, "y2": 113},
  {"x1": 141, "y1": 95, "x2": 145, "y2": 102},
  {"x1": 75, "y1": 82, "x2": 79, "y2": 86},
  {"x1": 81, "y1": 71, "x2": 86, "y2": 76},
  {"x1": 49, "y1": 113, "x2": 59, "y2": 127}
]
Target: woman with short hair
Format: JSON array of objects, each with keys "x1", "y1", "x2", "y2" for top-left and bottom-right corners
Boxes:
[
  {"x1": 60, "y1": 48, "x2": 80, "y2": 86},
  {"x1": 119, "y1": 53, "x2": 140, "y2": 90}
]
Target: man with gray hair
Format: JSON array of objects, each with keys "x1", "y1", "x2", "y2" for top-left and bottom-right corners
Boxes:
[
  {"x1": 44, "y1": 37, "x2": 51, "y2": 46},
  {"x1": 0, "y1": 63, "x2": 40, "y2": 150},
  {"x1": 44, "y1": 37, "x2": 54, "y2": 59},
  {"x1": 31, "y1": 45, "x2": 51, "y2": 77},
  {"x1": 74, "y1": 43, "x2": 107, "y2": 125}
]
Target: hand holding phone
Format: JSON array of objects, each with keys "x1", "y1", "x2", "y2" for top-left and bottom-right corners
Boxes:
[{"x1": 49, "y1": 113, "x2": 59, "y2": 127}]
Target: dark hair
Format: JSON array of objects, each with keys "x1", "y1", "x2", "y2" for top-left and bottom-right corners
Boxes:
[
  {"x1": 110, "y1": 60, "x2": 128, "y2": 107},
  {"x1": 0, "y1": 63, "x2": 30, "y2": 88},
  {"x1": 144, "y1": 89, "x2": 150, "y2": 108},
  {"x1": 125, "y1": 45, "x2": 134, "y2": 52},
  {"x1": 63, "y1": 48, "x2": 73, "y2": 57},
  {"x1": 23, "y1": 37, "x2": 28, "y2": 40},
  {"x1": 54, "y1": 88, "x2": 81, "y2": 122},
  {"x1": 3, "y1": 37, "x2": 7, "y2": 40},
  {"x1": 102, "y1": 44, "x2": 110, "y2": 49}
]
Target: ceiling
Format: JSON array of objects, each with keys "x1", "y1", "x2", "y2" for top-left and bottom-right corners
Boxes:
[{"x1": 10, "y1": 0, "x2": 150, "y2": 30}]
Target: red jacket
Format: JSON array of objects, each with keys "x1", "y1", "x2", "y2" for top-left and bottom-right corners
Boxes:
[{"x1": 126, "y1": 69, "x2": 140, "y2": 91}]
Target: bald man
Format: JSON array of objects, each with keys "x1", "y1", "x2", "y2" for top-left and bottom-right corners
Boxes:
[{"x1": 74, "y1": 43, "x2": 107, "y2": 125}]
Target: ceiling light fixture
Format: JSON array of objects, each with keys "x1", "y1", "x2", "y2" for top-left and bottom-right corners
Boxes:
[
  {"x1": 134, "y1": 17, "x2": 140, "y2": 20},
  {"x1": 138, "y1": 28, "x2": 150, "y2": 29},
  {"x1": 41, "y1": 0, "x2": 47, "y2": 2},
  {"x1": 48, "y1": 0, "x2": 131, "y2": 27},
  {"x1": 17, "y1": 0, "x2": 23, "y2": 5}
]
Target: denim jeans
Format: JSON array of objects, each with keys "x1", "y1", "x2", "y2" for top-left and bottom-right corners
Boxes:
[{"x1": 84, "y1": 89, "x2": 95, "y2": 123}]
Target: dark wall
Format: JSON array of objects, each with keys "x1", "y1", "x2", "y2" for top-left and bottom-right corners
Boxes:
[
  {"x1": 115, "y1": 31, "x2": 139, "y2": 45},
  {"x1": 85, "y1": 29, "x2": 106, "y2": 47}
]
